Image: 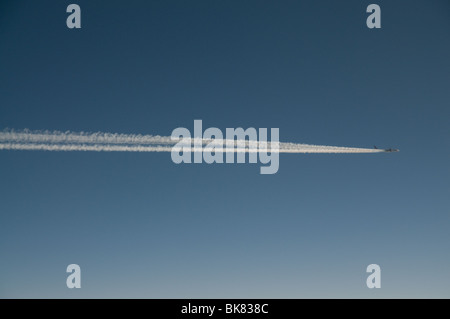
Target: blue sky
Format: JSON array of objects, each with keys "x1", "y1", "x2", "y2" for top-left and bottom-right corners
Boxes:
[{"x1": 0, "y1": 0, "x2": 449, "y2": 298}]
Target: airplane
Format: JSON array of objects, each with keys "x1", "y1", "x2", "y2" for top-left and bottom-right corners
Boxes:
[{"x1": 374, "y1": 146, "x2": 399, "y2": 152}]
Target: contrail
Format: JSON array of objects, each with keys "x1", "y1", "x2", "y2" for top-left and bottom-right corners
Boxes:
[{"x1": 0, "y1": 129, "x2": 385, "y2": 154}]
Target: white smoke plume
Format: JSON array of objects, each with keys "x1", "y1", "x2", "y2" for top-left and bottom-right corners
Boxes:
[{"x1": 0, "y1": 129, "x2": 384, "y2": 154}]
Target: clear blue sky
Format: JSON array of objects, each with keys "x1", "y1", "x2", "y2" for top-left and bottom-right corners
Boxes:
[{"x1": 0, "y1": 0, "x2": 449, "y2": 298}]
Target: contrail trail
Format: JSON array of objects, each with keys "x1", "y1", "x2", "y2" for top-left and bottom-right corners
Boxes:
[{"x1": 0, "y1": 129, "x2": 385, "y2": 154}]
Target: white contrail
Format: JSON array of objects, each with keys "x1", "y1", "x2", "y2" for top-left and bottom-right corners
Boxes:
[{"x1": 0, "y1": 129, "x2": 384, "y2": 154}]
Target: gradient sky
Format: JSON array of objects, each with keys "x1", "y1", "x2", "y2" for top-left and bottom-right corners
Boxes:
[{"x1": 0, "y1": 0, "x2": 449, "y2": 298}]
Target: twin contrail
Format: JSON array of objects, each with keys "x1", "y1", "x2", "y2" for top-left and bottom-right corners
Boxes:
[{"x1": 0, "y1": 129, "x2": 385, "y2": 154}]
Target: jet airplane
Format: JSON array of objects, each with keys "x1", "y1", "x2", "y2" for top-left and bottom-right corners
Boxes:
[{"x1": 374, "y1": 146, "x2": 399, "y2": 152}]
